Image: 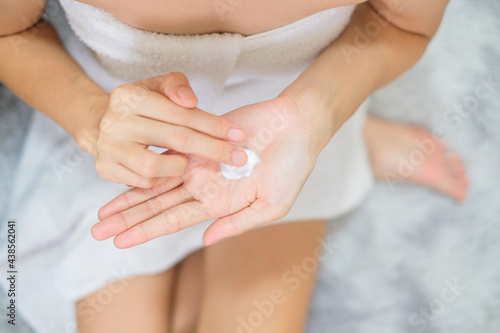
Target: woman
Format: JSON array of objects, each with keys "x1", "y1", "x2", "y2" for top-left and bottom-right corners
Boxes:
[{"x1": 0, "y1": 0, "x2": 467, "y2": 332}]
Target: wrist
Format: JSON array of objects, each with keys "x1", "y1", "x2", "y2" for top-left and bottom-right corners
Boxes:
[
  {"x1": 73, "y1": 87, "x2": 109, "y2": 157},
  {"x1": 279, "y1": 83, "x2": 340, "y2": 154}
]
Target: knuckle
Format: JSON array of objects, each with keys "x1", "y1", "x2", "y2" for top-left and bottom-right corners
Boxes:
[
  {"x1": 145, "y1": 197, "x2": 163, "y2": 217},
  {"x1": 138, "y1": 177, "x2": 156, "y2": 189},
  {"x1": 209, "y1": 117, "x2": 224, "y2": 137},
  {"x1": 95, "y1": 141, "x2": 116, "y2": 158},
  {"x1": 110, "y1": 84, "x2": 143, "y2": 115},
  {"x1": 178, "y1": 187, "x2": 191, "y2": 202},
  {"x1": 139, "y1": 155, "x2": 160, "y2": 178},
  {"x1": 171, "y1": 106, "x2": 193, "y2": 125},
  {"x1": 162, "y1": 72, "x2": 183, "y2": 89},
  {"x1": 136, "y1": 223, "x2": 151, "y2": 242},
  {"x1": 214, "y1": 141, "x2": 231, "y2": 161},
  {"x1": 172, "y1": 156, "x2": 188, "y2": 175},
  {"x1": 115, "y1": 212, "x2": 130, "y2": 231},
  {"x1": 162, "y1": 212, "x2": 182, "y2": 234},
  {"x1": 128, "y1": 85, "x2": 148, "y2": 103},
  {"x1": 168, "y1": 71, "x2": 185, "y2": 82},
  {"x1": 94, "y1": 159, "x2": 107, "y2": 175},
  {"x1": 172, "y1": 128, "x2": 192, "y2": 151},
  {"x1": 98, "y1": 115, "x2": 116, "y2": 134},
  {"x1": 94, "y1": 159, "x2": 113, "y2": 182},
  {"x1": 110, "y1": 84, "x2": 132, "y2": 103},
  {"x1": 145, "y1": 183, "x2": 166, "y2": 197}
]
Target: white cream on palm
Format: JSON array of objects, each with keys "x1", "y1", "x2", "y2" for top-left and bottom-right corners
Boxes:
[{"x1": 221, "y1": 148, "x2": 261, "y2": 180}]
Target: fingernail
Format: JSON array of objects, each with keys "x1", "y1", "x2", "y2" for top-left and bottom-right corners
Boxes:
[
  {"x1": 232, "y1": 149, "x2": 248, "y2": 166},
  {"x1": 228, "y1": 128, "x2": 245, "y2": 141},
  {"x1": 177, "y1": 87, "x2": 195, "y2": 101}
]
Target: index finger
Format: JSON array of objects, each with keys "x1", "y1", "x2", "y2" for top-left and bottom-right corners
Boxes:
[{"x1": 136, "y1": 90, "x2": 246, "y2": 142}]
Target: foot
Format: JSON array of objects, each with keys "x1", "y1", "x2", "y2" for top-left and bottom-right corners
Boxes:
[{"x1": 364, "y1": 116, "x2": 468, "y2": 201}]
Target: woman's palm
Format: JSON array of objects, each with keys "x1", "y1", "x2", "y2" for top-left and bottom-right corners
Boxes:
[{"x1": 93, "y1": 98, "x2": 318, "y2": 247}]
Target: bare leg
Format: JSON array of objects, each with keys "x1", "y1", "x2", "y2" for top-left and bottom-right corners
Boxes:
[
  {"x1": 196, "y1": 220, "x2": 327, "y2": 333},
  {"x1": 77, "y1": 269, "x2": 176, "y2": 333},
  {"x1": 170, "y1": 249, "x2": 204, "y2": 333},
  {"x1": 364, "y1": 116, "x2": 468, "y2": 201}
]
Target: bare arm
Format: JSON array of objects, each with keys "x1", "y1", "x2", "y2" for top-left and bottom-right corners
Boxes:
[
  {"x1": 0, "y1": 2, "x2": 246, "y2": 188},
  {"x1": 0, "y1": 0, "x2": 108, "y2": 144},
  {"x1": 281, "y1": 0, "x2": 450, "y2": 152},
  {"x1": 89, "y1": 0, "x2": 452, "y2": 246}
]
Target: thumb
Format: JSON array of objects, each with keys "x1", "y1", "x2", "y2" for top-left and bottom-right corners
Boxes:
[{"x1": 139, "y1": 72, "x2": 199, "y2": 109}]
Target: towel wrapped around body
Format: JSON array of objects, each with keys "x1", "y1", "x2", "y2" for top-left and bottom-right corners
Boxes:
[{"x1": 0, "y1": 1, "x2": 373, "y2": 331}]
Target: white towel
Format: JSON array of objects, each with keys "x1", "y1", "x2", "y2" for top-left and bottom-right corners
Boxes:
[{"x1": 0, "y1": 1, "x2": 373, "y2": 332}]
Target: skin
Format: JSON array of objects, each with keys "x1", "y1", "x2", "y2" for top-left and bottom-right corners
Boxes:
[
  {"x1": 75, "y1": 0, "x2": 366, "y2": 35},
  {"x1": 95, "y1": 97, "x2": 321, "y2": 247},
  {"x1": 0, "y1": 0, "x2": 449, "y2": 191},
  {"x1": 78, "y1": 220, "x2": 327, "y2": 333},
  {"x1": 1, "y1": 1, "x2": 457, "y2": 332},
  {"x1": 87, "y1": 0, "x2": 451, "y2": 247}
]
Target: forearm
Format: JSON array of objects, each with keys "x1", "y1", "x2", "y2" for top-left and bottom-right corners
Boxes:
[
  {"x1": 0, "y1": 21, "x2": 108, "y2": 153},
  {"x1": 281, "y1": 2, "x2": 441, "y2": 151}
]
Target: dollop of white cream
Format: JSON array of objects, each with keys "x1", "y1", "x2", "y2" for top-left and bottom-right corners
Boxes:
[{"x1": 220, "y1": 148, "x2": 261, "y2": 180}]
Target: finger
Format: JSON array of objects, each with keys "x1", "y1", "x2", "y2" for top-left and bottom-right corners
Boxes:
[
  {"x1": 202, "y1": 200, "x2": 277, "y2": 246},
  {"x1": 110, "y1": 142, "x2": 189, "y2": 178},
  {"x1": 134, "y1": 89, "x2": 245, "y2": 142},
  {"x1": 95, "y1": 158, "x2": 166, "y2": 189},
  {"x1": 98, "y1": 176, "x2": 184, "y2": 220},
  {"x1": 137, "y1": 72, "x2": 198, "y2": 109},
  {"x1": 162, "y1": 72, "x2": 199, "y2": 109},
  {"x1": 93, "y1": 186, "x2": 192, "y2": 240},
  {"x1": 112, "y1": 201, "x2": 211, "y2": 248},
  {"x1": 131, "y1": 117, "x2": 248, "y2": 167}
]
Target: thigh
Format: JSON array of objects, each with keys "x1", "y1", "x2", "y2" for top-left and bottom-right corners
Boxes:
[
  {"x1": 197, "y1": 220, "x2": 327, "y2": 333},
  {"x1": 170, "y1": 249, "x2": 204, "y2": 333},
  {"x1": 77, "y1": 268, "x2": 176, "y2": 333}
]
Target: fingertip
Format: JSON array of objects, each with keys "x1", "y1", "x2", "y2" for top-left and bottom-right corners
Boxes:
[
  {"x1": 231, "y1": 148, "x2": 248, "y2": 167},
  {"x1": 202, "y1": 228, "x2": 225, "y2": 246},
  {"x1": 98, "y1": 193, "x2": 130, "y2": 220},
  {"x1": 97, "y1": 206, "x2": 109, "y2": 221},
  {"x1": 202, "y1": 236, "x2": 215, "y2": 247},
  {"x1": 113, "y1": 234, "x2": 133, "y2": 249},
  {"x1": 98, "y1": 202, "x2": 120, "y2": 221},
  {"x1": 203, "y1": 216, "x2": 238, "y2": 246},
  {"x1": 91, "y1": 223, "x2": 107, "y2": 241}
]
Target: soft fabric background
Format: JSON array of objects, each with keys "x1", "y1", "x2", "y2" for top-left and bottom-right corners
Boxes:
[{"x1": 0, "y1": 0, "x2": 498, "y2": 332}]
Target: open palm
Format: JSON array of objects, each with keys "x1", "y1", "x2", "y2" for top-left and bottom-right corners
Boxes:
[{"x1": 92, "y1": 97, "x2": 322, "y2": 247}]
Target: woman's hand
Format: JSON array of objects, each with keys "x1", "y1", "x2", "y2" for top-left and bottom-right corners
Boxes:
[
  {"x1": 80, "y1": 72, "x2": 248, "y2": 188},
  {"x1": 91, "y1": 96, "x2": 326, "y2": 248}
]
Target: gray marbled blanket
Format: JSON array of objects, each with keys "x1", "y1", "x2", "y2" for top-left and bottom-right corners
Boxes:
[{"x1": 1, "y1": 0, "x2": 499, "y2": 331}]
